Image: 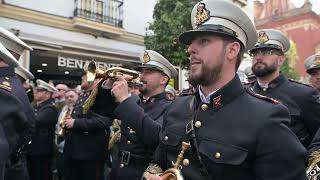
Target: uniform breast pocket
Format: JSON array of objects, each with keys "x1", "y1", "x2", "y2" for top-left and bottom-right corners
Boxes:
[
  {"x1": 289, "y1": 109, "x2": 301, "y2": 126},
  {"x1": 160, "y1": 130, "x2": 183, "y2": 148},
  {"x1": 199, "y1": 139, "x2": 248, "y2": 176}
]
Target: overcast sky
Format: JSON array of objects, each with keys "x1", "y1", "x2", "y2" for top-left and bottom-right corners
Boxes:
[
  {"x1": 123, "y1": 0, "x2": 156, "y2": 35},
  {"x1": 123, "y1": 0, "x2": 320, "y2": 35}
]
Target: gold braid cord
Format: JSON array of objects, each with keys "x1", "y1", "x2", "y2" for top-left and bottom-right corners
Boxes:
[
  {"x1": 82, "y1": 79, "x2": 102, "y2": 114},
  {"x1": 307, "y1": 149, "x2": 320, "y2": 179},
  {"x1": 108, "y1": 119, "x2": 122, "y2": 150},
  {"x1": 143, "y1": 163, "x2": 163, "y2": 179}
]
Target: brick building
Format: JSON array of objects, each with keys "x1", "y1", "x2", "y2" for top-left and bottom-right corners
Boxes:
[{"x1": 254, "y1": 0, "x2": 320, "y2": 77}]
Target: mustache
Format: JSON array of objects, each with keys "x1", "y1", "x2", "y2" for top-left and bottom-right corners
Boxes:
[
  {"x1": 190, "y1": 56, "x2": 202, "y2": 64},
  {"x1": 139, "y1": 79, "x2": 148, "y2": 84},
  {"x1": 253, "y1": 62, "x2": 267, "y2": 67}
]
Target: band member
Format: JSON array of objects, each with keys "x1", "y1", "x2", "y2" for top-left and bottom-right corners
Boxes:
[
  {"x1": 249, "y1": 29, "x2": 320, "y2": 147},
  {"x1": 0, "y1": 27, "x2": 35, "y2": 180},
  {"x1": 63, "y1": 73, "x2": 112, "y2": 180},
  {"x1": 15, "y1": 65, "x2": 35, "y2": 102},
  {"x1": 144, "y1": 0, "x2": 306, "y2": 179},
  {"x1": 52, "y1": 84, "x2": 69, "y2": 112},
  {"x1": 27, "y1": 80, "x2": 58, "y2": 180},
  {"x1": 55, "y1": 89, "x2": 79, "y2": 180},
  {"x1": 109, "y1": 50, "x2": 177, "y2": 179},
  {"x1": 304, "y1": 52, "x2": 320, "y2": 93},
  {"x1": 0, "y1": 42, "x2": 29, "y2": 180}
]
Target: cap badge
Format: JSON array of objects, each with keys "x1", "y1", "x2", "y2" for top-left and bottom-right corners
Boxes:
[
  {"x1": 314, "y1": 55, "x2": 320, "y2": 66},
  {"x1": 143, "y1": 52, "x2": 150, "y2": 64},
  {"x1": 195, "y1": 3, "x2": 210, "y2": 26},
  {"x1": 258, "y1": 31, "x2": 269, "y2": 44}
]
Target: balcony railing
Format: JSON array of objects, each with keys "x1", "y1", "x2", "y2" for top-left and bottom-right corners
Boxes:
[{"x1": 74, "y1": 0, "x2": 123, "y2": 27}]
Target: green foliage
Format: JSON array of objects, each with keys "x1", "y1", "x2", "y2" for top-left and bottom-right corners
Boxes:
[
  {"x1": 144, "y1": 0, "x2": 198, "y2": 68},
  {"x1": 281, "y1": 41, "x2": 300, "y2": 80},
  {"x1": 280, "y1": 57, "x2": 299, "y2": 80}
]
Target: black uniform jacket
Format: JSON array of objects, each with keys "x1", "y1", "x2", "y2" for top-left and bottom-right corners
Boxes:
[
  {"x1": 112, "y1": 92, "x2": 173, "y2": 179},
  {"x1": 29, "y1": 98, "x2": 58, "y2": 156},
  {"x1": 155, "y1": 76, "x2": 306, "y2": 180},
  {"x1": 64, "y1": 88, "x2": 113, "y2": 161},
  {"x1": 308, "y1": 128, "x2": 320, "y2": 154},
  {"x1": 253, "y1": 74, "x2": 320, "y2": 147},
  {"x1": 0, "y1": 67, "x2": 35, "y2": 150},
  {"x1": 0, "y1": 88, "x2": 28, "y2": 156},
  {"x1": 115, "y1": 92, "x2": 172, "y2": 155}
]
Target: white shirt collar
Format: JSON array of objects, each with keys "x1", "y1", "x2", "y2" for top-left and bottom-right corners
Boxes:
[
  {"x1": 257, "y1": 80, "x2": 269, "y2": 90},
  {"x1": 198, "y1": 86, "x2": 218, "y2": 104}
]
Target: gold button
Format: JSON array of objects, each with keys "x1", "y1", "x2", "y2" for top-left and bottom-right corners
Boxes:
[
  {"x1": 263, "y1": 88, "x2": 267, "y2": 91},
  {"x1": 201, "y1": 104, "x2": 208, "y2": 111},
  {"x1": 127, "y1": 126, "x2": 130, "y2": 129},
  {"x1": 164, "y1": 136, "x2": 169, "y2": 141},
  {"x1": 195, "y1": 121, "x2": 202, "y2": 128},
  {"x1": 127, "y1": 140, "x2": 131, "y2": 144},
  {"x1": 183, "y1": 159, "x2": 189, "y2": 166},
  {"x1": 120, "y1": 163, "x2": 124, "y2": 168},
  {"x1": 129, "y1": 129, "x2": 135, "y2": 133},
  {"x1": 215, "y1": 152, "x2": 221, "y2": 159},
  {"x1": 143, "y1": 100, "x2": 147, "y2": 103}
]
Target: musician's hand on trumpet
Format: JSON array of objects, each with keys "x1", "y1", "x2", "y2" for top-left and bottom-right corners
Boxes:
[
  {"x1": 111, "y1": 75, "x2": 132, "y2": 103},
  {"x1": 65, "y1": 117, "x2": 75, "y2": 129}
]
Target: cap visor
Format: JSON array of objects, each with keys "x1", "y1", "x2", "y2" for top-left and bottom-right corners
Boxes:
[
  {"x1": 307, "y1": 66, "x2": 320, "y2": 74},
  {"x1": 179, "y1": 29, "x2": 238, "y2": 45},
  {"x1": 0, "y1": 51, "x2": 19, "y2": 68},
  {"x1": 133, "y1": 64, "x2": 163, "y2": 72},
  {"x1": 249, "y1": 44, "x2": 282, "y2": 53}
]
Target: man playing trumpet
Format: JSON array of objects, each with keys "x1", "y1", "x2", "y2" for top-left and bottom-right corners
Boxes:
[
  {"x1": 63, "y1": 72, "x2": 113, "y2": 180},
  {"x1": 107, "y1": 50, "x2": 177, "y2": 180}
]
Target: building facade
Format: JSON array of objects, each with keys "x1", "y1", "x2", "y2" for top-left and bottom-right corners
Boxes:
[
  {"x1": 0, "y1": 0, "x2": 145, "y2": 85},
  {"x1": 254, "y1": 0, "x2": 320, "y2": 77},
  {"x1": 0, "y1": 0, "x2": 253, "y2": 88}
]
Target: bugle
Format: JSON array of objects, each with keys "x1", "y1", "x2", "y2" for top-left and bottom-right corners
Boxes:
[
  {"x1": 160, "y1": 141, "x2": 191, "y2": 180},
  {"x1": 84, "y1": 60, "x2": 143, "y2": 87}
]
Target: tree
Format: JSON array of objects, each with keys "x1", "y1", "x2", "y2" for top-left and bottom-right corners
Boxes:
[
  {"x1": 144, "y1": 0, "x2": 198, "y2": 68},
  {"x1": 281, "y1": 40, "x2": 300, "y2": 80}
]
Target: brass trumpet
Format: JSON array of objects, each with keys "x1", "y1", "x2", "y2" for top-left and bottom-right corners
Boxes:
[
  {"x1": 84, "y1": 60, "x2": 143, "y2": 87},
  {"x1": 55, "y1": 107, "x2": 73, "y2": 138},
  {"x1": 160, "y1": 141, "x2": 191, "y2": 180}
]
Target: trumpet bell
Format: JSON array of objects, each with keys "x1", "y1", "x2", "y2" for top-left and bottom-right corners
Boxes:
[{"x1": 86, "y1": 61, "x2": 98, "y2": 84}]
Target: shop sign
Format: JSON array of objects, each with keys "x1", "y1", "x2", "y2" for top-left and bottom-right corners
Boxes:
[{"x1": 57, "y1": 55, "x2": 122, "y2": 69}]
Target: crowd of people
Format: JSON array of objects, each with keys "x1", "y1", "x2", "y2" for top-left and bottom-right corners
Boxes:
[{"x1": 1, "y1": 0, "x2": 320, "y2": 180}]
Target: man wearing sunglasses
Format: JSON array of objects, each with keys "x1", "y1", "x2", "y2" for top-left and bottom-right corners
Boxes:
[
  {"x1": 249, "y1": 29, "x2": 320, "y2": 147},
  {"x1": 304, "y1": 52, "x2": 320, "y2": 93}
]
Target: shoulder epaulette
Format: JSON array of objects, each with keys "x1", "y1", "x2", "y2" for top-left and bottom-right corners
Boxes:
[
  {"x1": 245, "y1": 88, "x2": 280, "y2": 104},
  {"x1": 288, "y1": 79, "x2": 312, "y2": 87},
  {"x1": 0, "y1": 77, "x2": 12, "y2": 92}
]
